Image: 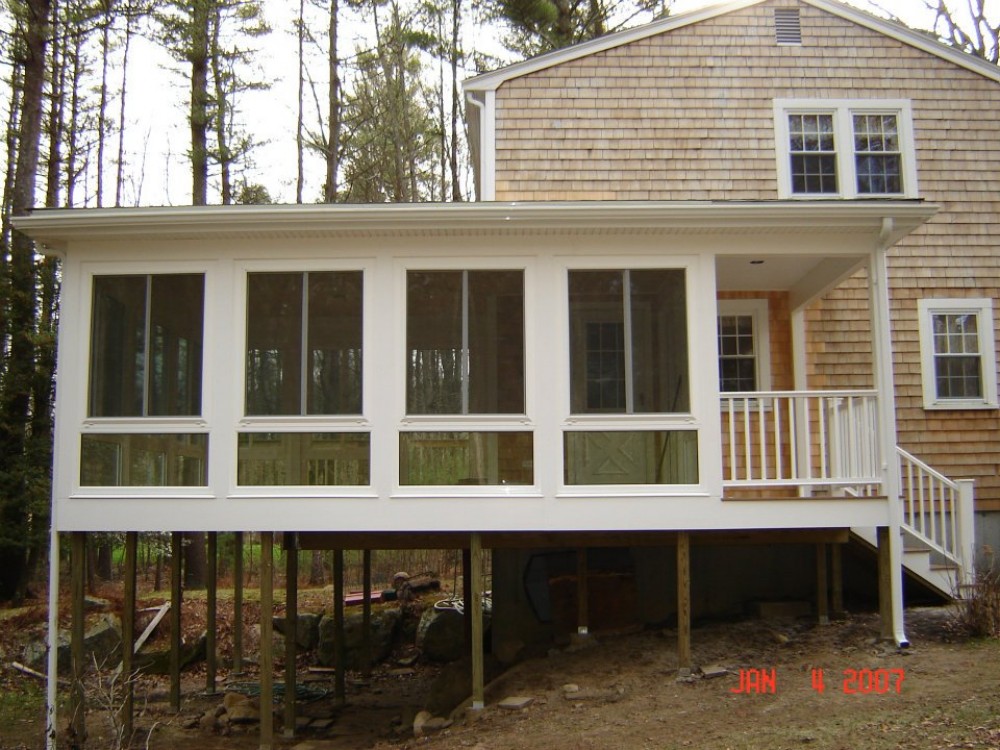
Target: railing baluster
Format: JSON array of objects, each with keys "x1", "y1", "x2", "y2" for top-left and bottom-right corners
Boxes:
[
  {"x1": 787, "y1": 397, "x2": 797, "y2": 480},
  {"x1": 727, "y1": 398, "x2": 736, "y2": 482},
  {"x1": 758, "y1": 396, "x2": 768, "y2": 480},
  {"x1": 818, "y1": 396, "x2": 828, "y2": 480},
  {"x1": 774, "y1": 396, "x2": 783, "y2": 480},
  {"x1": 743, "y1": 397, "x2": 752, "y2": 481}
]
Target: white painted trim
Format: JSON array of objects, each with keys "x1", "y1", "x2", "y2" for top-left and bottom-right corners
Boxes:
[
  {"x1": 917, "y1": 298, "x2": 999, "y2": 410},
  {"x1": 774, "y1": 99, "x2": 918, "y2": 199},
  {"x1": 45, "y1": 527, "x2": 59, "y2": 750},
  {"x1": 461, "y1": 0, "x2": 1000, "y2": 93},
  {"x1": 482, "y1": 91, "x2": 496, "y2": 201}
]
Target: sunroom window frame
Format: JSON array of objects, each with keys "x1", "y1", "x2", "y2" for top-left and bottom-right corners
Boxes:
[
  {"x1": 917, "y1": 298, "x2": 998, "y2": 410},
  {"x1": 774, "y1": 98, "x2": 918, "y2": 199}
]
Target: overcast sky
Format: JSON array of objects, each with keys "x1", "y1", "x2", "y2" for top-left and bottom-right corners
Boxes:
[{"x1": 128, "y1": 0, "x2": 986, "y2": 206}]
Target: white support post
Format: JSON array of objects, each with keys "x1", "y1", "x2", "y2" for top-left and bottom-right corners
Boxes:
[
  {"x1": 869, "y1": 226, "x2": 908, "y2": 647},
  {"x1": 956, "y1": 479, "x2": 976, "y2": 587},
  {"x1": 45, "y1": 527, "x2": 60, "y2": 750}
]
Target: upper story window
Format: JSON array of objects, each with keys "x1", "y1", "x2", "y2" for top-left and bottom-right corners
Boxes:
[
  {"x1": 245, "y1": 271, "x2": 363, "y2": 416},
  {"x1": 775, "y1": 99, "x2": 917, "y2": 199},
  {"x1": 406, "y1": 270, "x2": 525, "y2": 415},
  {"x1": 89, "y1": 274, "x2": 204, "y2": 417},
  {"x1": 568, "y1": 269, "x2": 689, "y2": 414},
  {"x1": 918, "y1": 298, "x2": 998, "y2": 410},
  {"x1": 717, "y1": 299, "x2": 771, "y2": 393}
]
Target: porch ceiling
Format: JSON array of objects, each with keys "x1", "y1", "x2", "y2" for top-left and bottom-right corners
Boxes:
[{"x1": 716, "y1": 254, "x2": 865, "y2": 308}]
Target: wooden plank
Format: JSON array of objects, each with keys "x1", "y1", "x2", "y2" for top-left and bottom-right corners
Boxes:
[
  {"x1": 831, "y1": 543, "x2": 844, "y2": 615},
  {"x1": 576, "y1": 547, "x2": 589, "y2": 635},
  {"x1": 233, "y1": 531, "x2": 244, "y2": 674},
  {"x1": 677, "y1": 531, "x2": 691, "y2": 674},
  {"x1": 816, "y1": 543, "x2": 829, "y2": 626},
  {"x1": 333, "y1": 550, "x2": 346, "y2": 707},
  {"x1": 877, "y1": 527, "x2": 893, "y2": 641},
  {"x1": 206, "y1": 531, "x2": 217, "y2": 695},
  {"x1": 70, "y1": 532, "x2": 86, "y2": 746},
  {"x1": 470, "y1": 533, "x2": 485, "y2": 711},
  {"x1": 170, "y1": 532, "x2": 182, "y2": 712},
  {"x1": 259, "y1": 532, "x2": 274, "y2": 750},
  {"x1": 284, "y1": 536, "x2": 298, "y2": 739},
  {"x1": 362, "y1": 550, "x2": 372, "y2": 678},
  {"x1": 121, "y1": 531, "x2": 137, "y2": 738}
]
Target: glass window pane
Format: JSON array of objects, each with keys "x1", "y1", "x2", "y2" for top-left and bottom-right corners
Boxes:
[
  {"x1": 569, "y1": 270, "x2": 625, "y2": 413},
  {"x1": 563, "y1": 431, "x2": 698, "y2": 484},
  {"x1": 89, "y1": 276, "x2": 148, "y2": 417},
  {"x1": 468, "y1": 271, "x2": 525, "y2": 413},
  {"x1": 407, "y1": 271, "x2": 463, "y2": 414},
  {"x1": 630, "y1": 269, "x2": 689, "y2": 413},
  {"x1": 148, "y1": 274, "x2": 204, "y2": 416},
  {"x1": 400, "y1": 431, "x2": 533, "y2": 485},
  {"x1": 237, "y1": 432, "x2": 369, "y2": 485},
  {"x1": 307, "y1": 272, "x2": 363, "y2": 414},
  {"x1": 81, "y1": 433, "x2": 207, "y2": 486},
  {"x1": 246, "y1": 273, "x2": 303, "y2": 415}
]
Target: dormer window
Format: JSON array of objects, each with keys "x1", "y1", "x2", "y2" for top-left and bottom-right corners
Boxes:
[{"x1": 775, "y1": 99, "x2": 917, "y2": 199}]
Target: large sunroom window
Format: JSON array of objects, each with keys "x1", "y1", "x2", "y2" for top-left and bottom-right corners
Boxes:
[
  {"x1": 402, "y1": 270, "x2": 531, "y2": 486},
  {"x1": 565, "y1": 269, "x2": 696, "y2": 485},
  {"x1": 241, "y1": 271, "x2": 367, "y2": 487},
  {"x1": 89, "y1": 274, "x2": 204, "y2": 417}
]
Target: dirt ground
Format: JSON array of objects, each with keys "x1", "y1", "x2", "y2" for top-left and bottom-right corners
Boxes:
[{"x1": 2, "y1": 590, "x2": 1000, "y2": 750}]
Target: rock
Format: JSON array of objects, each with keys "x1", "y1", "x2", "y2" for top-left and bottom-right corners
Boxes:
[
  {"x1": 225, "y1": 695, "x2": 260, "y2": 725},
  {"x1": 499, "y1": 696, "x2": 534, "y2": 710},
  {"x1": 223, "y1": 692, "x2": 249, "y2": 712},
  {"x1": 316, "y1": 608, "x2": 400, "y2": 669},
  {"x1": 30, "y1": 614, "x2": 124, "y2": 674},
  {"x1": 249, "y1": 623, "x2": 285, "y2": 655},
  {"x1": 423, "y1": 717, "x2": 453, "y2": 732},
  {"x1": 84, "y1": 596, "x2": 111, "y2": 611},
  {"x1": 563, "y1": 687, "x2": 624, "y2": 703},
  {"x1": 412, "y1": 709, "x2": 433, "y2": 737},
  {"x1": 199, "y1": 710, "x2": 219, "y2": 733},
  {"x1": 701, "y1": 665, "x2": 730, "y2": 679},
  {"x1": 494, "y1": 638, "x2": 525, "y2": 666},
  {"x1": 417, "y1": 607, "x2": 483, "y2": 663},
  {"x1": 562, "y1": 683, "x2": 580, "y2": 694},
  {"x1": 272, "y1": 612, "x2": 321, "y2": 651}
]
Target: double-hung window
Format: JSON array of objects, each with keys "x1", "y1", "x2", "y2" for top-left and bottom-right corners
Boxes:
[
  {"x1": 401, "y1": 269, "x2": 532, "y2": 486},
  {"x1": 717, "y1": 299, "x2": 771, "y2": 394},
  {"x1": 775, "y1": 100, "x2": 917, "y2": 199},
  {"x1": 564, "y1": 268, "x2": 698, "y2": 485},
  {"x1": 83, "y1": 273, "x2": 207, "y2": 486},
  {"x1": 918, "y1": 299, "x2": 998, "y2": 410},
  {"x1": 240, "y1": 270, "x2": 369, "y2": 486}
]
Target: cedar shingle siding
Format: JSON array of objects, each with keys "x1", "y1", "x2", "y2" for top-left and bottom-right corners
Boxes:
[{"x1": 494, "y1": 0, "x2": 1000, "y2": 510}]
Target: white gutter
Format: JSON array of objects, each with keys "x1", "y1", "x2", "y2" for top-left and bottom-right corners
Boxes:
[{"x1": 464, "y1": 91, "x2": 496, "y2": 201}]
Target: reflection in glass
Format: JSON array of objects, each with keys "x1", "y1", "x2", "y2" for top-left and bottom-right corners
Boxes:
[
  {"x1": 237, "y1": 432, "x2": 370, "y2": 486},
  {"x1": 563, "y1": 430, "x2": 698, "y2": 485},
  {"x1": 81, "y1": 433, "x2": 207, "y2": 486},
  {"x1": 400, "y1": 431, "x2": 533, "y2": 485}
]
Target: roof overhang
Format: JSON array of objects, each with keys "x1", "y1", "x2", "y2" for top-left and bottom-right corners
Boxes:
[
  {"x1": 463, "y1": 0, "x2": 1000, "y2": 93},
  {"x1": 13, "y1": 200, "x2": 938, "y2": 253}
]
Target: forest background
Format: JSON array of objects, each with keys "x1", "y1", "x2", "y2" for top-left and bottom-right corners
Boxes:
[{"x1": 0, "y1": 0, "x2": 995, "y2": 603}]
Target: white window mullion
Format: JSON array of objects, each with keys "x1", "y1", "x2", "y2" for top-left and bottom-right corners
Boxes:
[
  {"x1": 142, "y1": 274, "x2": 153, "y2": 416},
  {"x1": 300, "y1": 272, "x2": 310, "y2": 416},
  {"x1": 622, "y1": 269, "x2": 635, "y2": 413},
  {"x1": 461, "y1": 270, "x2": 470, "y2": 415}
]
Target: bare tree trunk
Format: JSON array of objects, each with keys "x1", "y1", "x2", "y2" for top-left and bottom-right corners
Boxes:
[
  {"x1": 210, "y1": 4, "x2": 232, "y2": 204},
  {"x1": 190, "y1": 0, "x2": 211, "y2": 205},
  {"x1": 323, "y1": 0, "x2": 340, "y2": 202},
  {"x1": 296, "y1": 0, "x2": 305, "y2": 203},
  {"x1": 309, "y1": 549, "x2": 325, "y2": 585},
  {"x1": 115, "y1": 2, "x2": 136, "y2": 206},
  {"x1": 450, "y1": 0, "x2": 462, "y2": 201},
  {"x1": 44, "y1": 0, "x2": 64, "y2": 208},
  {"x1": 96, "y1": 1, "x2": 115, "y2": 206}
]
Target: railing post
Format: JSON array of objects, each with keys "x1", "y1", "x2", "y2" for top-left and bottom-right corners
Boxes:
[{"x1": 956, "y1": 479, "x2": 976, "y2": 587}]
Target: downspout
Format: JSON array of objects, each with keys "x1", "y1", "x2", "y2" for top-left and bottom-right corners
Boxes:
[
  {"x1": 465, "y1": 90, "x2": 496, "y2": 201},
  {"x1": 870, "y1": 217, "x2": 908, "y2": 648}
]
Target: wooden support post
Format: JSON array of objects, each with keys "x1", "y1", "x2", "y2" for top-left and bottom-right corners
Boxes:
[
  {"x1": 70, "y1": 532, "x2": 87, "y2": 746},
  {"x1": 816, "y1": 543, "x2": 829, "y2": 625},
  {"x1": 233, "y1": 531, "x2": 244, "y2": 674},
  {"x1": 831, "y1": 543, "x2": 844, "y2": 616},
  {"x1": 470, "y1": 533, "x2": 485, "y2": 711},
  {"x1": 170, "y1": 532, "x2": 182, "y2": 712},
  {"x1": 120, "y1": 532, "x2": 137, "y2": 740},
  {"x1": 259, "y1": 532, "x2": 274, "y2": 750},
  {"x1": 284, "y1": 534, "x2": 298, "y2": 739},
  {"x1": 877, "y1": 526, "x2": 893, "y2": 641},
  {"x1": 677, "y1": 532, "x2": 692, "y2": 674},
  {"x1": 576, "y1": 547, "x2": 589, "y2": 636},
  {"x1": 462, "y1": 548, "x2": 472, "y2": 648},
  {"x1": 362, "y1": 550, "x2": 372, "y2": 678},
  {"x1": 333, "y1": 549, "x2": 346, "y2": 707},
  {"x1": 206, "y1": 531, "x2": 217, "y2": 695}
]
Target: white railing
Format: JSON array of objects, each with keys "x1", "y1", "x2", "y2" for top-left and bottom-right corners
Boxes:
[
  {"x1": 721, "y1": 390, "x2": 880, "y2": 490},
  {"x1": 897, "y1": 447, "x2": 974, "y2": 581}
]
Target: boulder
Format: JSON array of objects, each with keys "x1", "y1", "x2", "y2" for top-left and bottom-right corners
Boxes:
[
  {"x1": 28, "y1": 614, "x2": 123, "y2": 674},
  {"x1": 417, "y1": 607, "x2": 473, "y2": 663},
  {"x1": 272, "y1": 612, "x2": 321, "y2": 651},
  {"x1": 316, "y1": 607, "x2": 400, "y2": 669}
]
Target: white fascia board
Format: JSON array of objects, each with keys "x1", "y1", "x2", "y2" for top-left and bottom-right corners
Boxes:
[
  {"x1": 13, "y1": 200, "x2": 938, "y2": 251},
  {"x1": 462, "y1": 0, "x2": 1000, "y2": 93}
]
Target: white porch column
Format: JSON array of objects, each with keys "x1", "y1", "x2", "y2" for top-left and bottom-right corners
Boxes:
[
  {"x1": 45, "y1": 527, "x2": 60, "y2": 750},
  {"x1": 869, "y1": 227, "x2": 908, "y2": 647}
]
